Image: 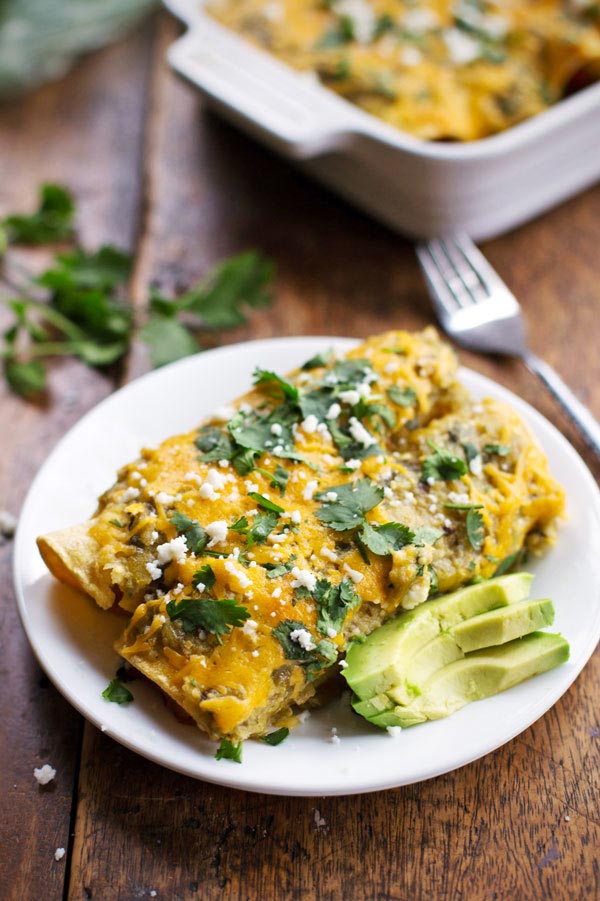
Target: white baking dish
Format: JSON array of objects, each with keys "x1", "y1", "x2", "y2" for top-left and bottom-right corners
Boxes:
[{"x1": 164, "y1": 0, "x2": 600, "y2": 239}]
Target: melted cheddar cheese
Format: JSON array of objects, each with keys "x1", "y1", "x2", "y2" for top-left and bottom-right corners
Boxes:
[
  {"x1": 38, "y1": 329, "x2": 565, "y2": 741},
  {"x1": 207, "y1": 0, "x2": 600, "y2": 140}
]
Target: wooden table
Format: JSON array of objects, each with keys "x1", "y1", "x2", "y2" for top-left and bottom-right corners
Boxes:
[{"x1": 2, "y1": 13, "x2": 599, "y2": 901}]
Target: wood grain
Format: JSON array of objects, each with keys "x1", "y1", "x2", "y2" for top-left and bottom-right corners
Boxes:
[
  {"x1": 2, "y1": 10, "x2": 600, "y2": 900},
  {"x1": 0, "y1": 22, "x2": 155, "y2": 901}
]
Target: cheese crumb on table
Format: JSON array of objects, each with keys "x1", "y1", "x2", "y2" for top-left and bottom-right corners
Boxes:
[
  {"x1": 33, "y1": 764, "x2": 56, "y2": 785},
  {"x1": 54, "y1": 848, "x2": 66, "y2": 862}
]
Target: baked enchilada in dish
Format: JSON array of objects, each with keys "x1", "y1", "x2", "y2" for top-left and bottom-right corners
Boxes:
[
  {"x1": 38, "y1": 329, "x2": 565, "y2": 741},
  {"x1": 207, "y1": 0, "x2": 600, "y2": 141}
]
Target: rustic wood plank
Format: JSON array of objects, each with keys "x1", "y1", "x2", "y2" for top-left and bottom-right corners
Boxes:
[
  {"x1": 66, "y1": 11, "x2": 600, "y2": 901},
  {"x1": 0, "y1": 23, "x2": 155, "y2": 901}
]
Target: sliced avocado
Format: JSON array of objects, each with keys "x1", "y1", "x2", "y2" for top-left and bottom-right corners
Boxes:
[
  {"x1": 450, "y1": 598, "x2": 554, "y2": 653},
  {"x1": 352, "y1": 693, "x2": 394, "y2": 719},
  {"x1": 343, "y1": 572, "x2": 533, "y2": 700},
  {"x1": 387, "y1": 633, "x2": 464, "y2": 706},
  {"x1": 415, "y1": 632, "x2": 569, "y2": 721},
  {"x1": 366, "y1": 706, "x2": 427, "y2": 728}
]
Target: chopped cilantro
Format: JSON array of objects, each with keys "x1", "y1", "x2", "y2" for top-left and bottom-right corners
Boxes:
[
  {"x1": 230, "y1": 515, "x2": 249, "y2": 534},
  {"x1": 263, "y1": 556, "x2": 297, "y2": 578},
  {"x1": 311, "y1": 578, "x2": 361, "y2": 636},
  {"x1": 195, "y1": 425, "x2": 235, "y2": 462},
  {"x1": 427, "y1": 564, "x2": 439, "y2": 596},
  {"x1": 484, "y1": 443, "x2": 511, "y2": 457},
  {"x1": 192, "y1": 564, "x2": 216, "y2": 590},
  {"x1": 260, "y1": 727, "x2": 289, "y2": 746},
  {"x1": 466, "y1": 508, "x2": 485, "y2": 551},
  {"x1": 357, "y1": 400, "x2": 396, "y2": 432},
  {"x1": 272, "y1": 620, "x2": 337, "y2": 679},
  {"x1": 360, "y1": 521, "x2": 414, "y2": 555},
  {"x1": 332, "y1": 359, "x2": 373, "y2": 387},
  {"x1": 387, "y1": 385, "x2": 417, "y2": 407},
  {"x1": 255, "y1": 465, "x2": 290, "y2": 496},
  {"x1": 493, "y1": 550, "x2": 526, "y2": 577},
  {"x1": 253, "y1": 368, "x2": 299, "y2": 403},
  {"x1": 301, "y1": 350, "x2": 333, "y2": 370},
  {"x1": 443, "y1": 502, "x2": 484, "y2": 510},
  {"x1": 108, "y1": 519, "x2": 125, "y2": 528},
  {"x1": 215, "y1": 738, "x2": 243, "y2": 763},
  {"x1": 166, "y1": 596, "x2": 250, "y2": 640},
  {"x1": 315, "y1": 479, "x2": 383, "y2": 531},
  {"x1": 413, "y1": 525, "x2": 445, "y2": 545},
  {"x1": 247, "y1": 511, "x2": 280, "y2": 547},
  {"x1": 3, "y1": 183, "x2": 75, "y2": 245},
  {"x1": 422, "y1": 441, "x2": 468, "y2": 482},
  {"x1": 232, "y1": 448, "x2": 259, "y2": 476},
  {"x1": 170, "y1": 512, "x2": 208, "y2": 555},
  {"x1": 300, "y1": 386, "x2": 336, "y2": 423},
  {"x1": 248, "y1": 492, "x2": 284, "y2": 515},
  {"x1": 228, "y1": 404, "x2": 304, "y2": 464},
  {"x1": 102, "y1": 678, "x2": 133, "y2": 705},
  {"x1": 463, "y1": 442, "x2": 480, "y2": 465}
]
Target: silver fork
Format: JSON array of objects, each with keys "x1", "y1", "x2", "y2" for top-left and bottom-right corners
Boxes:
[{"x1": 416, "y1": 233, "x2": 600, "y2": 458}]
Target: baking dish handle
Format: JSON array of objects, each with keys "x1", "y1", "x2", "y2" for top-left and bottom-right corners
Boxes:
[{"x1": 167, "y1": 26, "x2": 362, "y2": 159}]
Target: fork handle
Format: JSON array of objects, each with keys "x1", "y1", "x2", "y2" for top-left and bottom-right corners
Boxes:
[{"x1": 524, "y1": 353, "x2": 600, "y2": 459}]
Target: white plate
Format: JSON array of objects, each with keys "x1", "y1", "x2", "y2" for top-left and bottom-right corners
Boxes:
[{"x1": 14, "y1": 337, "x2": 600, "y2": 796}]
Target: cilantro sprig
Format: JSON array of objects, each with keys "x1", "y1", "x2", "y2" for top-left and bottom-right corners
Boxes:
[
  {"x1": 102, "y1": 678, "x2": 133, "y2": 705},
  {"x1": 166, "y1": 596, "x2": 250, "y2": 641},
  {"x1": 421, "y1": 441, "x2": 468, "y2": 483},
  {"x1": 272, "y1": 620, "x2": 337, "y2": 680},
  {"x1": 1, "y1": 185, "x2": 275, "y2": 397},
  {"x1": 315, "y1": 479, "x2": 383, "y2": 531},
  {"x1": 215, "y1": 738, "x2": 243, "y2": 763}
]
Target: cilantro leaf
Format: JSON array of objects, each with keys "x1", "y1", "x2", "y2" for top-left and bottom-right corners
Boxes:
[
  {"x1": 102, "y1": 678, "x2": 133, "y2": 705},
  {"x1": 387, "y1": 385, "x2": 417, "y2": 407},
  {"x1": 215, "y1": 738, "x2": 243, "y2": 763},
  {"x1": 228, "y1": 404, "x2": 306, "y2": 464},
  {"x1": 166, "y1": 597, "x2": 250, "y2": 640},
  {"x1": 192, "y1": 564, "x2": 216, "y2": 590},
  {"x1": 301, "y1": 350, "x2": 333, "y2": 370},
  {"x1": 332, "y1": 359, "x2": 374, "y2": 387},
  {"x1": 427, "y1": 564, "x2": 439, "y2": 596},
  {"x1": 484, "y1": 443, "x2": 511, "y2": 457},
  {"x1": 230, "y1": 516, "x2": 249, "y2": 534},
  {"x1": 315, "y1": 479, "x2": 383, "y2": 531},
  {"x1": 39, "y1": 245, "x2": 131, "y2": 293},
  {"x1": 248, "y1": 492, "x2": 284, "y2": 515},
  {"x1": 443, "y1": 502, "x2": 484, "y2": 510},
  {"x1": 413, "y1": 525, "x2": 445, "y2": 545},
  {"x1": 299, "y1": 386, "x2": 335, "y2": 423},
  {"x1": 311, "y1": 578, "x2": 361, "y2": 635},
  {"x1": 195, "y1": 425, "x2": 235, "y2": 462},
  {"x1": 247, "y1": 512, "x2": 280, "y2": 547},
  {"x1": 3, "y1": 358, "x2": 46, "y2": 397},
  {"x1": 253, "y1": 368, "x2": 299, "y2": 403},
  {"x1": 272, "y1": 620, "x2": 337, "y2": 679},
  {"x1": 263, "y1": 556, "x2": 297, "y2": 578},
  {"x1": 466, "y1": 508, "x2": 485, "y2": 551},
  {"x1": 180, "y1": 250, "x2": 273, "y2": 329},
  {"x1": 4, "y1": 183, "x2": 74, "y2": 245},
  {"x1": 260, "y1": 727, "x2": 289, "y2": 746},
  {"x1": 359, "y1": 521, "x2": 414, "y2": 555},
  {"x1": 463, "y1": 442, "x2": 480, "y2": 465},
  {"x1": 422, "y1": 441, "x2": 468, "y2": 482},
  {"x1": 140, "y1": 314, "x2": 199, "y2": 368},
  {"x1": 493, "y1": 549, "x2": 526, "y2": 576},
  {"x1": 170, "y1": 512, "x2": 208, "y2": 555},
  {"x1": 255, "y1": 465, "x2": 290, "y2": 496}
]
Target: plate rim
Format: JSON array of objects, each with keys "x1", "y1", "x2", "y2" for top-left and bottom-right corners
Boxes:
[{"x1": 13, "y1": 335, "x2": 600, "y2": 796}]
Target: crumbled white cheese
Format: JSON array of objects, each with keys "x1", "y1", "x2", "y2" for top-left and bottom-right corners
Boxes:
[
  {"x1": 384, "y1": 487, "x2": 393, "y2": 499},
  {"x1": 386, "y1": 726, "x2": 403, "y2": 738},
  {"x1": 321, "y1": 546, "x2": 339, "y2": 563},
  {"x1": 345, "y1": 458, "x2": 362, "y2": 472},
  {"x1": 343, "y1": 563, "x2": 364, "y2": 584},
  {"x1": 291, "y1": 510, "x2": 302, "y2": 525},
  {"x1": 469, "y1": 455, "x2": 483, "y2": 477},
  {"x1": 290, "y1": 567, "x2": 317, "y2": 592},
  {"x1": 303, "y1": 479, "x2": 319, "y2": 501},
  {"x1": 384, "y1": 359, "x2": 401, "y2": 373},
  {"x1": 271, "y1": 586, "x2": 282, "y2": 599},
  {"x1": 448, "y1": 490, "x2": 470, "y2": 505},
  {"x1": 339, "y1": 659, "x2": 349, "y2": 670},
  {"x1": 262, "y1": 1, "x2": 284, "y2": 22},
  {"x1": 326, "y1": 627, "x2": 337, "y2": 639},
  {"x1": 251, "y1": 650, "x2": 260, "y2": 658},
  {"x1": 33, "y1": 764, "x2": 56, "y2": 785},
  {"x1": 54, "y1": 848, "x2": 66, "y2": 862},
  {"x1": 0, "y1": 510, "x2": 17, "y2": 538},
  {"x1": 183, "y1": 471, "x2": 202, "y2": 485},
  {"x1": 334, "y1": 0, "x2": 375, "y2": 43},
  {"x1": 301, "y1": 414, "x2": 319, "y2": 434},
  {"x1": 121, "y1": 487, "x2": 140, "y2": 503},
  {"x1": 270, "y1": 423, "x2": 283, "y2": 436},
  {"x1": 199, "y1": 483, "x2": 218, "y2": 500},
  {"x1": 156, "y1": 535, "x2": 188, "y2": 565},
  {"x1": 290, "y1": 628, "x2": 316, "y2": 651},
  {"x1": 145, "y1": 560, "x2": 162, "y2": 581},
  {"x1": 218, "y1": 459, "x2": 230, "y2": 469},
  {"x1": 444, "y1": 27, "x2": 480, "y2": 65},
  {"x1": 326, "y1": 403, "x2": 341, "y2": 420},
  {"x1": 338, "y1": 389, "x2": 360, "y2": 406},
  {"x1": 155, "y1": 490, "x2": 176, "y2": 506},
  {"x1": 323, "y1": 491, "x2": 338, "y2": 502},
  {"x1": 224, "y1": 560, "x2": 251, "y2": 589},
  {"x1": 348, "y1": 417, "x2": 376, "y2": 448},
  {"x1": 212, "y1": 404, "x2": 235, "y2": 422},
  {"x1": 242, "y1": 619, "x2": 258, "y2": 635},
  {"x1": 206, "y1": 520, "x2": 228, "y2": 547},
  {"x1": 267, "y1": 532, "x2": 287, "y2": 544},
  {"x1": 245, "y1": 480, "x2": 259, "y2": 494},
  {"x1": 329, "y1": 727, "x2": 341, "y2": 745}
]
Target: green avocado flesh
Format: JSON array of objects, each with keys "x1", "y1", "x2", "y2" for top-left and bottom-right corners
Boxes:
[
  {"x1": 343, "y1": 573, "x2": 569, "y2": 729},
  {"x1": 344, "y1": 572, "x2": 534, "y2": 700}
]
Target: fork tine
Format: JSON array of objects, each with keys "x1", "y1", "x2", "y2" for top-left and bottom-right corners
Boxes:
[
  {"x1": 427, "y1": 239, "x2": 473, "y2": 308},
  {"x1": 415, "y1": 243, "x2": 461, "y2": 316},
  {"x1": 452, "y1": 233, "x2": 520, "y2": 305},
  {"x1": 437, "y1": 237, "x2": 489, "y2": 304}
]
